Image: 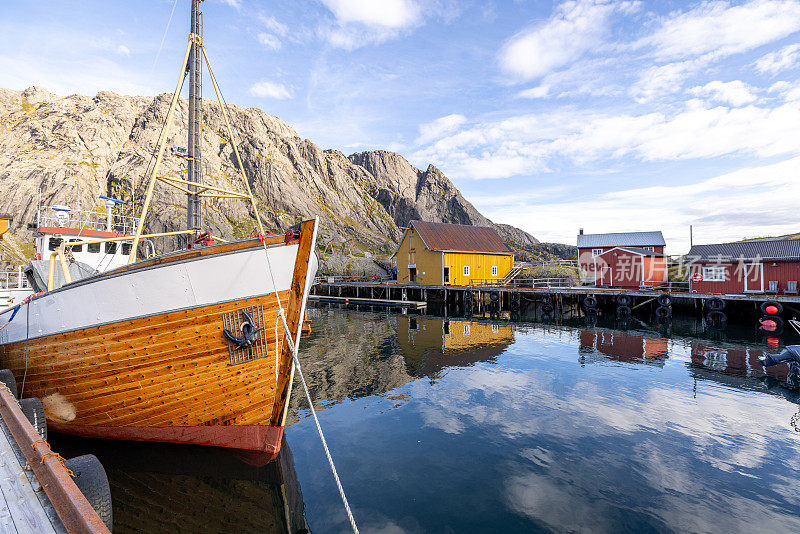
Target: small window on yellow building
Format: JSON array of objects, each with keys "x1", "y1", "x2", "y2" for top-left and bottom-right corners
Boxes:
[
  {"x1": 492, "y1": 266, "x2": 498, "y2": 276},
  {"x1": 463, "y1": 265, "x2": 470, "y2": 276}
]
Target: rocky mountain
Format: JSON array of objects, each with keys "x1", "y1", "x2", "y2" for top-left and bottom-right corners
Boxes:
[{"x1": 0, "y1": 86, "x2": 540, "y2": 259}]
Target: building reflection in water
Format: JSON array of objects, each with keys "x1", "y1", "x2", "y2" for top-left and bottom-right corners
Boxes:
[
  {"x1": 396, "y1": 315, "x2": 515, "y2": 377},
  {"x1": 286, "y1": 309, "x2": 517, "y2": 423},
  {"x1": 578, "y1": 328, "x2": 669, "y2": 366}
]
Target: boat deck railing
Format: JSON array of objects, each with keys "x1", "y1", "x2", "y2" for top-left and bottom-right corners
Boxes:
[
  {"x1": 0, "y1": 267, "x2": 28, "y2": 290},
  {"x1": 38, "y1": 208, "x2": 139, "y2": 235}
]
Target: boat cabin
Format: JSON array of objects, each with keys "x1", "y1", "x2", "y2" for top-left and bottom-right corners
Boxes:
[
  {"x1": 391, "y1": 221, "x2": 514, "y2": 286},
  {"x1": 34, "y1": 200, "x2": 139, "y2": 273},
  {"x1": 577, "y1": 230, "x2": 667, "y2": 287},
  {"x1": 687, "y1": 238, "x2": 800, "y2": 295}
]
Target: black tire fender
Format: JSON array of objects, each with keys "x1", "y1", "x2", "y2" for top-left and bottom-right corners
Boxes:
[
  {"x1": 616, "y1": 294, "x2": 632, "y2": 306},
  {"x1": 542, "y1": 303, "x2": 554, "y2": 314},
  {"x1": 616, "y1": 305, "x2": 631, "y2": 318},
  {"x1": 584, "y1": 295, "x2": 597, "y2": 308},
  {"x1": 657, "y1": 293, "x2": 672, "y2": 307},
  {"x1": 489, "y1": 291, "x2": 500, "y2": 302},
  {"x1": 760, "y1": 301, "x2": 783, "y2": 315},
  {"x1": 65, "y1": 455, "x2": 113, "y2": 531},
  {"x1": 0, "y1": 370, "x2": 16, "y2": 399},
  {"x1": 655, "y1": 305, "x2": 672, "y2": 318},
  {"x1": 707, "y1": 297, "x2": 725, "y2": 311},
  {"x1": 542, "y1": 295, "x2": 552, "y2": 305},
  {"x1": 706, "y1": 310, "x2": 727, "y2": 324},
  {"x1": 19, "y1": 398, "x2": 47, "y2": 440},
  {"x1": 511, "y1": 292, "x2": 520, "y2": 302}
]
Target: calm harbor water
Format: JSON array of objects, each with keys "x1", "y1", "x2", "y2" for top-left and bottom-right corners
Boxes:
[{"x1": 53, "y1": 307, "x2": 800, "y2": 533}]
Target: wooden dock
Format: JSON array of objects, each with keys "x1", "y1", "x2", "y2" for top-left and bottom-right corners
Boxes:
[
  {"x1": 311, "y1": 280, "x2": 800, "y2": 329},
  {"x1": 308, "y1": 294, "x2": 427, "y2": 309},
  {"x1": 0, "y1": 384, "x2": 110, "y2": 533}
]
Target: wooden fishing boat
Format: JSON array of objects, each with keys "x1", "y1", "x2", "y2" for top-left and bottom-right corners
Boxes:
[{"x1": 0, "y1": 0, "x2": 318, "y2": 462}]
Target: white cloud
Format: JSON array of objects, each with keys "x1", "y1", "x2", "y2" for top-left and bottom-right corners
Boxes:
[
  {"x1": 499, "y1": 0, "x2": 620, "y2": 81},
  {"x1": 755, "y1": 43, "x2": 800, "y2": 74},
  {"x1": 688, "y1": 80, "x2": 758, "y2": 106},
  {"x1": 220, "y1": 0, "x2": 241, "y2": 9},
  {"x1": 645, "y1": 0, "x2": 800, "y2": 61},
  {"x1": 116, "y1": 45, "x2": 130, "y2": 57},
  {"x1": 413, "y1": 94, "x2": 800, "y2": 182},
  {"x1": 259, "y1": 15, "x2": 288, "y2": 36},
  {"x1": 415, "y1": 114, "x2": 467, "y2": 145},
  {"x1": 257, "y1": 33, "x2": 281, "y2": 50},
  {"x1": 630, "y1": 59, "x2": 701, "y2": 102},
  {"x1": 518, "y1": 85, "x2": 550, "y2": 99},
  {"x1": 319, "y1": 0, "x2": 423, "y2": 49},
  {"x1": 248, "y1": 80, "x2": 291, "y2": 99},
  {"x1": 320, "y1": 0, "x2": 420, "y2": 28},
  {"x1": 480, "y1": 156, "x2": 800, "y2": 251}
]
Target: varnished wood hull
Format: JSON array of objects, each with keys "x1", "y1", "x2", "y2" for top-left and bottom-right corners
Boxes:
[{"x1": 0, "y1": 221, "x2": 319, "y2": 455}]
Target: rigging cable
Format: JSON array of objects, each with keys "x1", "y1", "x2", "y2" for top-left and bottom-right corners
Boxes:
[
  {"x1": 260, "y1": 235, "x2": 358, "y2": 534},
  {"x1": 206, "y1": 39, "x2": 357, "y2": 531}
]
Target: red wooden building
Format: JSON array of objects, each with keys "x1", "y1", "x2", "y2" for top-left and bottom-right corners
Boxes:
[
  {"x1": 577, "y1": 230, "x2": 667, "y2": 288},
  {"x1": 687, "y1": 239, "x2": 800, "y2": 295}
]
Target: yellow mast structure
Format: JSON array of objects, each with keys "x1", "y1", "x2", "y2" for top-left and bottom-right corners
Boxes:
[{"x1": 129, "y1": 0, "x2": 265, "y2": 264}]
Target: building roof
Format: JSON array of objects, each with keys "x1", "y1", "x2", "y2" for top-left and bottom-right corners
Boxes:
[
  {"x1": 599, "y1": 246, "x2": 664, "y2": 257},
  {"x1": 577, "y1": 231, "x2": 665, "y2": 248},
  {"x1": 687, "y1": 239, "x2": 800, "y2": 261},
  {"x1": 409, "y1": 220, "x2": 512, "y2": 254}
]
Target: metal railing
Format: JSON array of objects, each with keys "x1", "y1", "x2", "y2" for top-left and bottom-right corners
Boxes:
[
  {"x1": 639, "y1": 280, "x2": 690, "y2": 292},
  {"x1": 315, "y1": 274, "x2": 391, "y2": 285},
  {"x1": 0, "y1": 267, "x2": 29, "y2": 290},
  {"x1": 38, "y1": 209, "x2": 139, "y2": 235},
  {"x1": 469, "y1": 277, "x2": 578, "y2": 289}
]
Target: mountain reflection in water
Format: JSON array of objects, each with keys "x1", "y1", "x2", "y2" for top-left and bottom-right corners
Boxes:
[
  {"x1": 290, "y1": 308, "x2": 800, "y2": 533},
  {"x1": 47, "y1": 309, "x2": 800, "y2": 533}
]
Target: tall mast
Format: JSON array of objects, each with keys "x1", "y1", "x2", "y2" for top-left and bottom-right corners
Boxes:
[{"x1": 187, "y1": 0, "x2": 202, "y2": 232}]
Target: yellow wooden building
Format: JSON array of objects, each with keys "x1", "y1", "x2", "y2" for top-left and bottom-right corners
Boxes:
[
  {"x1": 391, "y1": 220, "x2": 514, "y2": 285},
  {"x1": 0, "y1": 214, "x2": 11, "y2": 240}
]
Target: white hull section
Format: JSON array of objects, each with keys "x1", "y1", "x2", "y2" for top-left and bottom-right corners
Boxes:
[{"x1": 0, "y1": 242, "x2": 316, "y2": 345}]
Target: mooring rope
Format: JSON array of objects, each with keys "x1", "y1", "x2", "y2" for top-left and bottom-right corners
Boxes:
[
  {"x1": 258, "y1": 236, "x2": 358, "y2": 533},
  {"x1": 290, "y1": 344, "x2": 359, "y2": 534}
]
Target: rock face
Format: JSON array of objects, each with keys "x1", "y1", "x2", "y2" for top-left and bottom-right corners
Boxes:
[{"x1": 0, "y1": 86, "x2": 538, "y2": 256}]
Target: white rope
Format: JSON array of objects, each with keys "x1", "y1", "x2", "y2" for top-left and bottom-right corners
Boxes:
[
  {"x1": 294, "y1": 351, "x2": 359, "y2": 532},
  {"x1": 260, "y1": 237, "x2": 358, "y2": 533}
]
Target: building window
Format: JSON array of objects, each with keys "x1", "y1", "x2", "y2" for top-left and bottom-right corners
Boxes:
[
  {"x1": 48, "y1": 238, "x2": 62, "y2": 251},
  {"x1": 69, "y1": 239, "x2": 83, "y2": 253},
  {"x1": 88, "y1": 242, "x2": 101, "y2": 253},
  {"x1": 592, "y1": 248, "x2": 603, "y2": 257},
  {"x1": 464, "y1": 324, "x2": 470, "y2": 335},
  {"x1": 121, "y1": 243, "x2": 132, "y2": 255},
  {"x1": 642, "y1": 246, "x2": 654, "y2": 252},
  {"x1": 492, "y1": 266, "x2": 498, "y2": 276},
  {"x1": 703, "y1": 266, "x2": 726, "y2": 282},
  {"x1": 105, "y1": 241, "x2": 118, "y2": 254},
  {"x1": 463, "y1": 265, "x2": 470, "y2": 276}
]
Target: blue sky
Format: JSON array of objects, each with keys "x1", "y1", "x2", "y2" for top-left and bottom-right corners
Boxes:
[{"x1": 2, "y1": 0, "x2": 800, "y2": 252}]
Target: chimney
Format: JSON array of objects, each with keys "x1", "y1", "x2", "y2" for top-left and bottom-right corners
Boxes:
[{"x1": 579, "y1": 228, "x2": 584, "y2": 235}]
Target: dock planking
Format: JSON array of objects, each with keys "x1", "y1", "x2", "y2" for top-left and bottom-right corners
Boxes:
[{"x1": 0, "y1": 420, "x2": 59, "y2": 533}]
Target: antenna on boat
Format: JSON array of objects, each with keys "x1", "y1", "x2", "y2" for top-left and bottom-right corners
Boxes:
[{"x1": 128, "y1": 0, "x2": 267, "y2": 263}]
